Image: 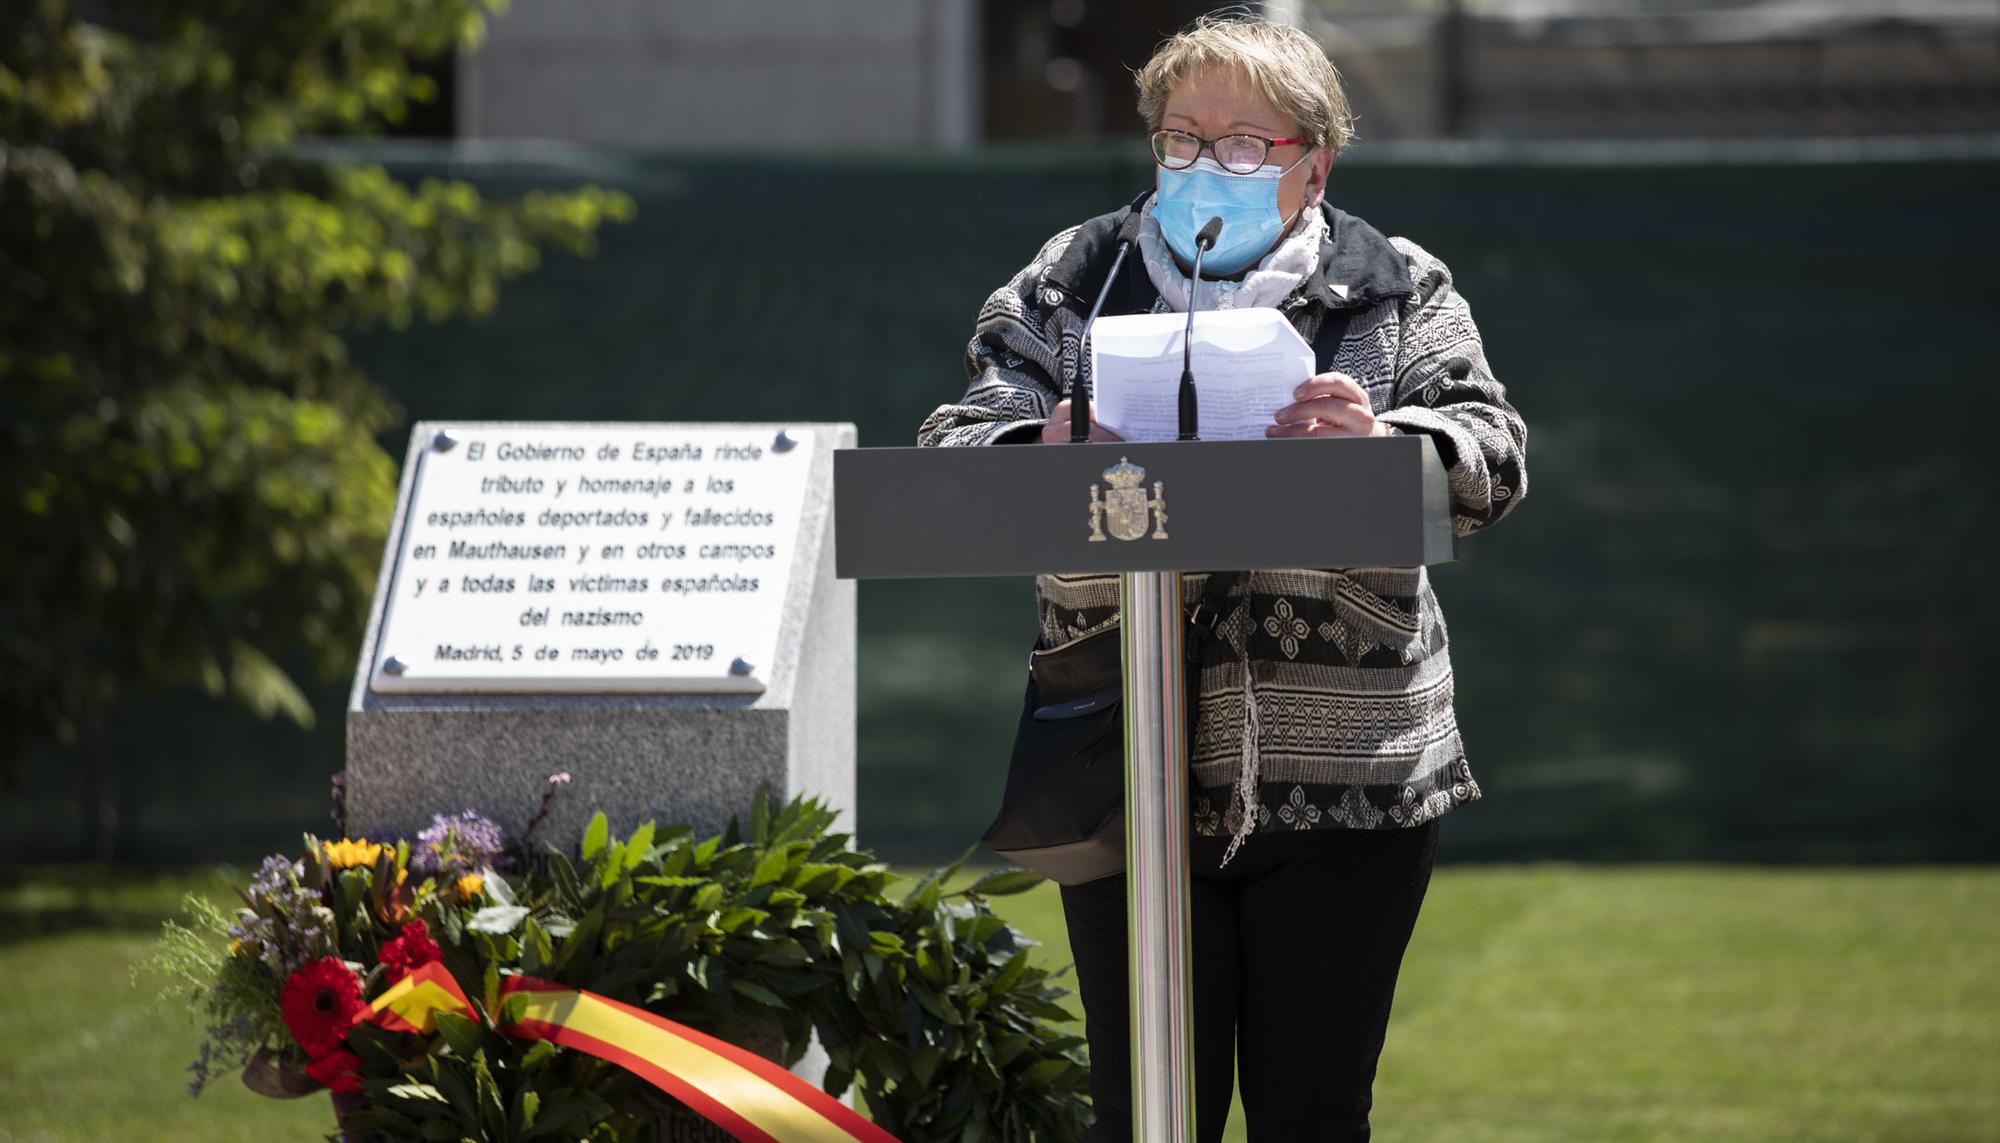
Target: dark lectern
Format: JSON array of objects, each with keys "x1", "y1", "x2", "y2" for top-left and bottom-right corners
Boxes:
[{"x1": 834, "y1": 435, "x2": 1455, "y2": 1141}]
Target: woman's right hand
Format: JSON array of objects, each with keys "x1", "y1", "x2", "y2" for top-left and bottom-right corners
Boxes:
[{"x1": 1041, "y1": 399, "x2": 1125, "y2": 443}]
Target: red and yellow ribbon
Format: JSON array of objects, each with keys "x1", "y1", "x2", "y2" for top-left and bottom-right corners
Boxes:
[
  {"x1": 356, "y1": 963, "x2": 897, "y2": 1143},
  {"x1": 363, "y1": 961, "x2": 475, "y2": 1036}
]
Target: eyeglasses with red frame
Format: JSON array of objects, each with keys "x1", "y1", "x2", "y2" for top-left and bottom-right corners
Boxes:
[{"x1": 1149, "y1": 128, "x2": 1311, "y2": 174}]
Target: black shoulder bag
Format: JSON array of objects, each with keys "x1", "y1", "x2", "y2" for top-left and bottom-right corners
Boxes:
[{"x1": 981, "y1": 571, "x2": 1241, "y2": 884}]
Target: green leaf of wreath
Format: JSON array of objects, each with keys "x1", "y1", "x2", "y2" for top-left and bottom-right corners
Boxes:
[{"x1": 467, "y1": 904, "x2": 530, "y2": 934}]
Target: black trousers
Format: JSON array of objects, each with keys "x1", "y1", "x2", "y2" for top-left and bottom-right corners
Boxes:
[{"x1": 1059, "y1": 821, "x2": 1441, "y2": 1142}]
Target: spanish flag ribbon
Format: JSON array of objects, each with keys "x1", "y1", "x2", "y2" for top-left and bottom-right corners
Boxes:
[
  {"x1": 500, "y1": 975, "x2": 897, "y2": 1143},
  {"x1": 355, "y1": 963, "x2": 898, "y2": 1143},
  {"x1": 363, "y1": 961, "x2": 475, "y2": 1036}
]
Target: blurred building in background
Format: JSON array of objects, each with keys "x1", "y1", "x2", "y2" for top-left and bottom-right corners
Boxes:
[
  {"x1": 456, "y1": 0, "x2": 983, "y2": 147},
  {"x1": 447, "y1": 1, "x2": 1999, "y2": 147},
  {"x1": 980, "y1": 0, "x2": 1224, "y2": 139},
  {"x1": 1292, "y1": 0, "x2": 2000, "y2": 141}
]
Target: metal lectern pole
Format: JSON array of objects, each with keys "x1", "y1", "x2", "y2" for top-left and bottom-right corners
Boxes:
[{"x1": 1121, "y1": 569, "x2": 1196, "y2": 1141}]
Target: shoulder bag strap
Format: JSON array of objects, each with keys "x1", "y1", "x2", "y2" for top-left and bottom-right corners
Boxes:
[
  {"x1": 1310, "y1": 303, "x2": 1357, "y2": 376},
  {"x1": 1185, "y1": 570, "x2": 1241, "y2": 662}
]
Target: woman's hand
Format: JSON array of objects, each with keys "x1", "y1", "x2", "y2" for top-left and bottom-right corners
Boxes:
[
  {"x1": 1042, "y1": 399, "x2": 1125, "y2": 443},
  {"x1": 1267, "y1": 371, "x2": 1388, "y2": 439}
]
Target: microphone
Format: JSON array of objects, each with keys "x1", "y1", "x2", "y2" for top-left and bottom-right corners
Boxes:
[
  {"x1": 1072, "y1": 236, "x2": 1136, "y2": 441},
  {"x1": 1179, "y1": 216, "x2": 1224, "y2": 442}
]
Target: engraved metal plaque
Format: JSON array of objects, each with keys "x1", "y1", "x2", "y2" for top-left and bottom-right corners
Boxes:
[{"x1": 370, "y1": 425, "x2": 816, "y2": 693}]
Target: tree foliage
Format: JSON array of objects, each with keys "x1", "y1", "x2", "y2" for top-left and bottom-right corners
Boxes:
[{"x1": 0, "y1": 0, "x2": 633, "y2": 766}]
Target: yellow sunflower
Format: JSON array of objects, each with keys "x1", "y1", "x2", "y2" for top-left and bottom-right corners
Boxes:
[{"x1": 323, "y1": 838, "x2": 385, "y2": 870}]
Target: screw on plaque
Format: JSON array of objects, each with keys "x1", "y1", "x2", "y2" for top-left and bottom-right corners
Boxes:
[
  {"x1": 729, "y1": 657, "x2": 755, "y2": 677},
  {"x1": 431, "y1": 430, "x2": 457, "y2": 452},
  {"x1": 771, "y1": 430, "x2": 796, "y2": 453},
  {"x1": 381, "y1": 655, "x2": 408, "y2": 676}
]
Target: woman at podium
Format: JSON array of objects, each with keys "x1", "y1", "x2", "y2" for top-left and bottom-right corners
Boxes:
[{"x1": 918, "y1": 13, "x2": 1527, "y2": 1142}]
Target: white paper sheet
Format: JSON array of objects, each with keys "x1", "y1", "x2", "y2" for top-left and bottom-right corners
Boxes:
[{"x1": 1088, "y1": 308, "x2": 1315, "y2": 443}]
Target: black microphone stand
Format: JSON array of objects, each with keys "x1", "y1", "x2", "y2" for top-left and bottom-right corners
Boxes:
[
  {"x1": 1178, "y1": 217, "x2": 1224, "y2": 441},
  {"x1": 1073, "y1": 240, "x2": 1134, "y2": 443}
]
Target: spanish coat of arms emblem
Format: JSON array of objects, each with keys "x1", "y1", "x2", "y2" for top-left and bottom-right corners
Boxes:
[{"x1": 1088, "y1": 457, "x2": 1169, "y2": 542}]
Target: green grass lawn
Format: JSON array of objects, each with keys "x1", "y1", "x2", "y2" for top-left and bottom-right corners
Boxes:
[{"x1": 3, "y1": 865, "x2": 1996, "y2": 1141}]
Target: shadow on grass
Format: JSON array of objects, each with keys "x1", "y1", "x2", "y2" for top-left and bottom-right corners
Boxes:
[
  {"x1": 0, "y1": 905, "x2": 187, "y2": 945},
  {"x1": 0, "y1": 864, "x2": 238, "y2": 947}
]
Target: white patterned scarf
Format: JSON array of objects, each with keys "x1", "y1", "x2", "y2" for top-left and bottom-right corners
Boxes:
[{"x1": 1137, "y1": 197, "x2": 1328, "y2": 315}]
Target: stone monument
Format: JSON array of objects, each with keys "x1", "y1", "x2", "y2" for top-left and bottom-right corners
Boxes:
[{"x1": 344, "y1": 421, "x2": 856, "y2": 848}]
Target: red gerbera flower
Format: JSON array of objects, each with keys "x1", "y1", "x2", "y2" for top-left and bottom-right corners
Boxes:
[
  {"x1": 280, "y1": 957, "x2": 366, "y2": 1058},
  {"x1": 377, "y1": 917, "x2": 444, "y2": 984},
  {"x1": 304, "y1": 1045, "x2": 365, "y2": 1094}
]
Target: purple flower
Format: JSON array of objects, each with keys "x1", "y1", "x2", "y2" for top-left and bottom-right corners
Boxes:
[
  {"x1": 247, "y1": 853, "x2": 295, "y2": 898},
  {"x1": 233, "y1": 853, "x2": 336, "y2": 977},
  {"x1": 187, "y1": 1015, "x2": 257, "y2": 1097},
  {"x1": 413, "y1": 810, "x2": 507, "y2": 877}
]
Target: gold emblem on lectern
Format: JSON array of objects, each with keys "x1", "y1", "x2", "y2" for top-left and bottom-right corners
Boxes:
[{"x1": 1088, "y1": 457, "x2": 1169, "y2": 542}]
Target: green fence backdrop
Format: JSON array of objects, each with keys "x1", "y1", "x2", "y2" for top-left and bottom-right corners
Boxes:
[{"x1": 7, "y1": 139, "x2": 1995, "y2": 864}]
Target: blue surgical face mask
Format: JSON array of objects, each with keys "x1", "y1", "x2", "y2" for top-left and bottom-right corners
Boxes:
[{"x1": 1154, "y1": 152, "x2": 1315, "y2": 278}]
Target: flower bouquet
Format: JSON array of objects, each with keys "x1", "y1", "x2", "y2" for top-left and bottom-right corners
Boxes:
[
  {"x1": 146, "y1": 785, "x2": 1093, "y2": 1142},
  {"x1": 150, "y1": 806, "x2": 522, "y2": 1130}
]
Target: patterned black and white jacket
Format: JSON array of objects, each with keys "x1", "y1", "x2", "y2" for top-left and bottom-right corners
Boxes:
[{"x1": 917, "y1": 192, "x2": 1528, "y2": 848}]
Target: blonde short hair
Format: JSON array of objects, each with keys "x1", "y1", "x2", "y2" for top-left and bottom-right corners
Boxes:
[{"x1": 1135, "y1": 13, "x2": 1355, "y2": 154}]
